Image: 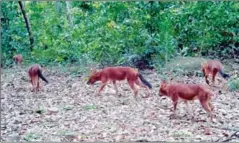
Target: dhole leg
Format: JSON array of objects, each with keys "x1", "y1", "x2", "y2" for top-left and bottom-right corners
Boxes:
[
  {"x1": 135, "y1": 79, "x2": 150, "y2": 98},
  {"x1": 37, "y1": 77, "x2": 40, "y2": 92},
  {"x1": 208, "y1": 101, "x2": 214, "y2": 111},
  {"x1": 30, "y1": 79, "x2": 33, "y2": 88},
  {"x1": 205, "y1": 75, "x2": 209, "y2": 85},
  {"x1": 173, "y1": 101, "x2": 178, "y2": 115},
  {"x1": 202, "y1": 69, "x2": 209, "y2": 85},
  {"x1": 184, "y1": 101, "x2": 190, "y2": 113},
  {"x1": 183, "y1": 101, "x2": 195, "y2": 118},
  {"x1": 212, "y1": 69, "x2": 218, "y2": 86},
  {"x1": 200, "y1": 99, "x2": 213, "y2": 121},
  {"x1": 33, "y1": 77, "x2": 39, "y2": 92},
  {"x1": 32, "y1": 84, "x2": 36, "y2": 92},
  {"x1": 30, "y1": 76, "x2": 36, "y2": 92},
  {"x1": 112, "y1": 81, "x2": 118, "y2": 94},
  {"x1": 98, "y1": 82, "x2": 107, "y2": 96},
  {"x1": 33, "y1": 77, "x2": 38, "y2": 92},
  {"x1": 170, "y1": 95, "x2": 179, "y2": 118},
  {"x1": 128, "y1": 80, "x2": 138, "y2": 98},
  {"x1": 169, "y1": 101, "x2": 178, "y2": 119},
  {"x1": 30, "y1": 79, "x2": 35, "y2": 92}
]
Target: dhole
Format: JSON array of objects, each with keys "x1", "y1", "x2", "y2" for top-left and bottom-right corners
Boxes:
[
  {"x1": 13, "y1": 54, "x2": 22, "y2": 65},
  {"x1": 159, "y1": 80, "x2": 214, "y2": 121},
  {"x1": 87, "y1": 67, "x2": 152, "y2": 98},
  {"x1": 28, "y1": 64, "x2": 48, "y2": 92},
  {"x1": 201, "y1": 60, "x2": 230, "y2": 85}
]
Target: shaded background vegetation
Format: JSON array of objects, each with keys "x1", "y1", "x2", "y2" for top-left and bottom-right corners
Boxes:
[{"x1": 1, "y1": 1, "x2": 239, "y2": 69}]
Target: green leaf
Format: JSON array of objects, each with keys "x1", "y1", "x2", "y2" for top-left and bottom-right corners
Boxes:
[
  {"x1": 23, "y1": 133, "x2": 40, "y2": 141},
  {"x1": 82, "y1": 105, "x2": 98, "y2": 110}
]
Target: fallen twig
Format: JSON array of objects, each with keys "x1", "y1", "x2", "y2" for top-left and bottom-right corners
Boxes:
[
  {"x1": 210, "y1": 125, "x2": 239, "y2": 132},
  {"x1": 221, "y1": 131, "x2": 239, "y2": 142}
]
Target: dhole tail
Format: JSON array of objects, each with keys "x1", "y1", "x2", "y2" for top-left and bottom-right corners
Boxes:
[
  {"x1": 138, "y1": 74, "x2": 152, "y2": 89},
  {"x1": 37, "y1": 69, "x2": 49, "y2": 83},
  {"x1": 219, "y1": 69, "x2": 230, "y2": 79}
]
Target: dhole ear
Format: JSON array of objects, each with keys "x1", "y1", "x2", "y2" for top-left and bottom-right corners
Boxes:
[
  {"x1": 159, "y1": 82, "x2": 165, "y2": 89},
  {"x1": 91, "y1": 68, "x2": 97, "y2": 74},
  {"x1": 133, "y1": 68, "x2": 139, "y2": 72},
  {"x1": 201, "y1": 62, "x2": 206, "y2": 67},
  {"x1": 160, "y1": 80, "x2": 168, "y2": 88},
  {"x1": 88, "y1": 68, "x2": 97, "y2": 77}
]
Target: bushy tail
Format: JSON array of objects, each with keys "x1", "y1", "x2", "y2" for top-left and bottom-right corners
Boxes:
[
  {"x1": 138, "y1": 74, "x2": 152, "y2": 89},
  {"x1": 219, "y1": 69, "x2": 230, "y2": 79},
  {"x1": 37, "y1": 69, "x2": 48, "y2": 83}
]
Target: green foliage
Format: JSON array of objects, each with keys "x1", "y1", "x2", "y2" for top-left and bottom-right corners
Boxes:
[
  {"x1": 83, "y1": 105, "x2": 98, "y2": 110},
  {"x1": 62, "y1": 105, "x2": 74, "y2": 111},
  {"x1": 23, "y1": 132, "x2": 40, "y2": 141},
  {"x1": 1, "y1": 1, "x2": 239, "y2": 68},
  {"x1": 171, "y1": 2, "x2": 239, "y2": 57},
  {"x1": 57, "y1": 130, "x2": 75, "y2": 136},
  {"x1": 228, "y1": 78, "x2": 239, "y2": 91}
]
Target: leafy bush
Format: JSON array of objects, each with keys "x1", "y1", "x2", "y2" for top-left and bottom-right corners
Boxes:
[
  {"x1": 228, "y1": 78, "x2": 239, "y2": 91},
  {"x1": 1, "y1": 1, "x2": 239, "y2": 68}
]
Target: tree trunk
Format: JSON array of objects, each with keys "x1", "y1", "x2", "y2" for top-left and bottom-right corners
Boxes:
[
  {"x1": 66, "y1": 1, "x2": 73, "y2": 27},
  {"x1": 18, "y1": 1, "x2": 34, "y2": 51}
]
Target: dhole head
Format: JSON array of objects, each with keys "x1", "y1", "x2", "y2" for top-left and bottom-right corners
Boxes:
[
  {"x1": 87, "y1": 69, "x2": 98, "y2": 85},
  {"x1": 13, "y1": 55, "x2": 18, "y2": 62},
  {"x1": 13, "y1": 54, "x2": 22, "y2": 64},
  {"x1": 159, "y1": 80, "x2": 168, "y2": 97}
]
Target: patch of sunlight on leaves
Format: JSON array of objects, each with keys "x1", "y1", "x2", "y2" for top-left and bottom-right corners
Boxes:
[
  {"x1": 23, "y1": 132, "x2": 40, "y2": 141},
  {"x1": 68, "y1": 66, "x2": 82, "y2": 74},
  {"x1": 228, "y1": 78, "x2": 239, "y2": 91},
  {"x1": 56, "y1": 56, "x2": 64, "y2": 62},
  {"x1": 116, "y1": 57, "x2": 126, "y2": 65},
  {"x1": 61, "y1": 105, "x2": 74, "y2": 111},
  {"x1": 172, "y1": 130, "x2": 193, "y2": 138},
  {"x1": 57, "y1": 130, "x2": 75, "y2": 136},
  {"x1": 82, "y1": 105, "x2": 98, "y2": 111},
  {"x1": 83, "y1": 76, "x2": 89, "y2": 81}
]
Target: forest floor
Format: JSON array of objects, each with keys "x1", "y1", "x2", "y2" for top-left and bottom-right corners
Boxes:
[{"x1": 1, "y1": 58, "x2": 239, "y2": 142}]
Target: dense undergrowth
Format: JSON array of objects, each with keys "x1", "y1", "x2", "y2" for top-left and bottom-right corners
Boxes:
[{"x1": 1, "y1": 1, "x2": 239, "y2": 69}]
